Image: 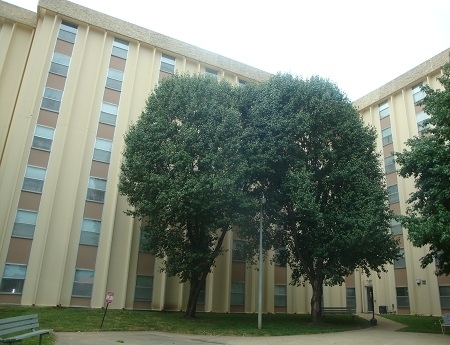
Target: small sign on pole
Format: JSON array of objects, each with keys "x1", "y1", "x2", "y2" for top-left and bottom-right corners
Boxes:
[{"x1": 100, "y1": 291, "x2": 114, "y2": 329}]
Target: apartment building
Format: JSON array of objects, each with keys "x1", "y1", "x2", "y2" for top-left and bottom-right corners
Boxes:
[{"x1": 1, "y1": 0, "x2": 449, "y2": 315}]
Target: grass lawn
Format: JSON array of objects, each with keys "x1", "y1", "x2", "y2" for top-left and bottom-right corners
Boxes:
[
  {"x1": 0, "y1": 305, "x2": 370, "y2": 344},
  {"x1": 380, "y1": 314, "x2": 442, "y2": 334}
]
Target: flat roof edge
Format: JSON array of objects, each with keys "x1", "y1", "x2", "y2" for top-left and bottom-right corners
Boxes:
[
  {"x1": 38, "y1": 0, "x2": 271, "y2": 82},
  {"x1": 0, "y1": 1, "x2": 36, "y2": 28}
]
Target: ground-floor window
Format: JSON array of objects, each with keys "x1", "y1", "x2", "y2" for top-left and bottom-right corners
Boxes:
[
  {"x1": 274, "y1": 284, "x2": 287, "y2": 307},
  {"x1": 439, "y1": 286, "x2": 450, "y2": 309},
  {"x1": 134, "y1": 275, "x2": 153, "y2": 301},
  {"x1": 72, "y1": 269, "x2": 94, "y2": 297},
  {"x1": 0, "y1": 264, "x2": 27, "y2": 294},
  {"x1": 346, "y1": 287, "x2": 356, "y2": 307},
  {"x1": 396, "y1": 287, "x2": 409, "y2": 307},
  {"x1": 230, "y1": 282, "x2": 245, "y2": 305}
]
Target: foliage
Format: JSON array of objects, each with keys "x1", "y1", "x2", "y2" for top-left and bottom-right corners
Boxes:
[
  {"x1": 119, "y1": 74, "x2": 252, "y2": 317},
  {"x1": 238, "y1": 74, "x2": 399, "y2": 323},
  {"x1": 395, "y1": 61, "x2": 450, "y2": 275}
]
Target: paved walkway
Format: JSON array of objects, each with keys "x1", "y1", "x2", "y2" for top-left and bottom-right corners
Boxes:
[{"x1": 55, "y1": 314, "x2": 449, "y2": 345}]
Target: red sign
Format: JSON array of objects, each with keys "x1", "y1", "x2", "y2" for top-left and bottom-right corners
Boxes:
[{"x1": 105, "y1": 291, "x2": 114, "y2": 304}]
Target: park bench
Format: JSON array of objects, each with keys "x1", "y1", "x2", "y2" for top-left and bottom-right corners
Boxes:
[
  {"x1": 440, "y1": 313, "x2": 450, "y2": 334},
  {"x1": 322, "y1": 306, "x2": 356, "y2": 316},
  {"x1": 0, "y1": 314, "x2": 52, "y2": 344}
]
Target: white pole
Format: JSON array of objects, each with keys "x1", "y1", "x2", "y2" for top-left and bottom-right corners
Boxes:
[{"x1": 258, "y1": 194, "x2": 265, "y2": 329}]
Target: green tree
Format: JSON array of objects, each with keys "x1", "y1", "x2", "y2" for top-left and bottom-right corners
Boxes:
[
  {"x1": 395, "y1": 62, "x2": 450, "y2": 275},
  {"x1": 119, "y1": 74, "x2": 251, "y2": 318},
  {"x1": 239, "y1": 74, "x2": 399, "y2": 323}
]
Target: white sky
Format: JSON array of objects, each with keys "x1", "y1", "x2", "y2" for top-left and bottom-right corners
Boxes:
[{"x1": 5, "y1": 0, "x2": 450, "y2": 100}]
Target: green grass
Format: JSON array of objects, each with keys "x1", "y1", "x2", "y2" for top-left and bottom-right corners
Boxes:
[
  {"x1": 380, "y1": 314, "x2": 442, "y2": 333},
  {"x1": 0, "y1": 306, "x2": 370, "y2": 344}
]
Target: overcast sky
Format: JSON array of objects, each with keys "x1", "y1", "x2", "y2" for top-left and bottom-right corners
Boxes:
[{"x1": 6, "y1": 0, "x2": 450, "y2": 100}]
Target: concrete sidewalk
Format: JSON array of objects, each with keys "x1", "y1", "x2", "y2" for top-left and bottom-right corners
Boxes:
[{"x1": 55, "y1": 314, "x2": 449, "y2": 345}]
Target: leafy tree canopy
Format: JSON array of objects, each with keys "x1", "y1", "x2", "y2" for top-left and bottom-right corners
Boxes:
[
  {"x1": 238, "y1": 74, "x2": 399, "y2": 323},
  {"x1": 395, "y1": 61, "x2": 450, "y2": 275},
  {"x1": 119, "y1": 74, "x2": 252, "y2": 317}
]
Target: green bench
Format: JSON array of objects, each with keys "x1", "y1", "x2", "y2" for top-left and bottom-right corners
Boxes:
[
  {"x1": 0, "y1": 314, "x2": 52, "y2": 344},
  {"x1": 322, "y1": 306, "x2": 356, "y2": 316}
]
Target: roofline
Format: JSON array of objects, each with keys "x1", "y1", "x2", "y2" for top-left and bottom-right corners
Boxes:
[
  {"x1": 37, "y1": 0, "x2": 272, "y2": 82},
  {"x1": 353, "y1": 48, "x2": 450, "y2": 110},
  {"x1": 0, "y1": 1, "x2": 37, "y2": 28}
]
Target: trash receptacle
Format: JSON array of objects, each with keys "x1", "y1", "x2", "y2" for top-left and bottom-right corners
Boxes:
[{"x1": 379, "y1": 305, "x2": 387, "y2": 314}]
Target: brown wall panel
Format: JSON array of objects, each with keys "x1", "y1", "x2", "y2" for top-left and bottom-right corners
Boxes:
[
  {"x1": 28, "y1": 149, "x2": 50, "y2": 168},
  {"x1": 109, "y1": 56, "x2": 126, "y2": 71},
  {"x1": 70, "y1": 296, "x2": 91, "y2": 307},
  {"x1": 386, "y1": 173, "x2": 398, "y2": 186},
  {"x1": 274, "y1": 266, "x2": 287, "y2": 285},
  {"x1": 136, "y1": 252, "x2": 155, "y2": 275},
  {"x1": 0, "y1": 294, "x2": 22, "y2": 304},
  {"x1": 438, "y1": 275, "x2": 450, "y2": 285},
  {"x1": 274, "y1": 306, "x2": 287, "y2": 313},
  {"x1": 90, "y1": 161, "x2": 109, "y2": 179},
  {"x1": 394, "y1": 268, "x2": 408, "y2": 286},
  {"x1": 18, "y1": 192, "x2": 41, "y2": 211},
  {"x1": 158, "y1": 71, "x2": 172, "y2": 82},
  {"x1": 6, "y1": 237, "x2": 33, "y2": 264},
  {"x1": 380, "y1": 115, "x2": 391, "y2": 129},
  {"x1": 230, "y1": 305, "x2": 244, "y2": 313},
  {"x1": 76, "y1": 245, "x2": 98, "y2": 269},
  {"x1": 231, "y1": 262, "x2": 245, "y2": 282},
  {"x1": 46, "y1": 73, "x2": 66, "y2": 91},
  {"x1": 390, "y1": 203, "x2": 401, "y2": 215},
  {"x1": 133, "y1": 301, "x2": 152, "y2": 310},
  {"x1": 415, "y1": 104, "x2": 424, "y2": 114},
  {"x1": 397, "y1": 307, "x2": 411, "y2": 315},
  {"x1": 345, "y1": 273, "x2": 355, "y2": 286},
  {"x1": 37, "y1": 109, "x2": 58, "y2": 128},
  {"x1": 54, "y1": 39, "x2": 74, "y2": 56},
  {"x1": 103, "y1": 88, "x2": 120, "y2": 105},
  {"x1": 83, "y1": 201, "x2": 103, "y2": 219},
  {"x1": 383, "y1": 143, "x2": 394, "y2": 157},
  {"x1": 97, "y1": 123, "x2": 115, "y2": 140}
]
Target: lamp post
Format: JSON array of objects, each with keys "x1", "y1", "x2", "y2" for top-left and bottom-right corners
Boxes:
[{"x1": 258, "y1": 194, "x2": 266, "y2": 330}]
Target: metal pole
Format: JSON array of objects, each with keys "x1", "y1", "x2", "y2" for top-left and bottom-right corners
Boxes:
[{"x1": 258, "y1": 195, "x2": 265, "y2": 330}]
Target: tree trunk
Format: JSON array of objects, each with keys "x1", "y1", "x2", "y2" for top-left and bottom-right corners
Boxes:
[
  {"x1": 310, "y1": 277, "x2": 324, "y2": 324},
  {"x1": 185, "y1": 278, "x2": 202, "y2": 318}
]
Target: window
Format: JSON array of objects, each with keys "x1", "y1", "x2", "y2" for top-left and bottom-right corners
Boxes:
[
  {"x1": 32, "y1": 125, "x2": 55, "y2": 151},
  {"x1": 378, "y1": 101, "x2": 390, "y2": 119},
  {"x1": 230, "y1": 282, "x2": 245, "y2": 305},
  {"x1": 412, "y1": 84, "x2": 425, "y2": 103},
  {"x1": 274, "y1": 247, "x2": 287, "y2": 266},
  {"x1": 416, "y1": 111, "x2": 430, "y2": 132},
  {"x1": 112, "y1": 38, "x2": 129, "y2": 59},
  {"x1": 238, "y1": 79, "x2": 247, "y2": 86},
  {"x1": 139, "y1": 231, "x2": 151, "y2": 252},
  {"x1": 381, "y1": 127, "x2": 392, "y2": 146},
  {"x1": 50, "y1": 52, "x2": 71, "y2": 76},
  {"x1": 72, "y1": 269, "x2": 94, "y2": 297},
  {"x1": 41, "y1": 87, "x2": 63, "y2": 112},
  {"x1": 22, "y1": 165, "x2": 46, "y2": 193},
  {"x1": 274, "y1": 285, "x2": 287, "y2": 307},
  {"x1": 387, "y1": 184, "x2": 399, "y2": 204},
  {"x1": 197, "y1": 280, "x2": 206, "y2": 304},
  {"x1": 80, "y1": 218, "x2": 101, "y2": 245},
  {"x1": 390, "y1": 218, "x2": 402, "y2": 235},
  {"x1": 439, "y1": 286, "x2": 450, "y2": 309},
  {"x1": 105, "y1": 68, "x2": 124, "y2": 91},
  {"x1": 0, "y1": 264, "x2": 27, "y2": 294},
  {"x1": 346, "y1": 287, "x2": 356, "y2": 307},
  {"x1": 160, "y1": 54, "x2": 176, "y2": 74},
  {"x1": 394, "y1": 248, "x2": 406, "y2": 268},
  {"x1": 99, "y1": 102, "x2": 118, "y2": 126},
  {"x1": 135, "y1": 275, "x2": 153, "y2": 301},
  {"x1": 205, "y1": 68, "x2": 218, "y2": 78},
  {"x1": 12, "y1": 210, "x2": 37, "y2": 238},
  {"x1": 86, "y1": 177, "x2": 106, "y2": 202},
  {"x1": 396, "y1": 287, "x2": 409, "y2": 307},
  {"x1": 93, "y1": 138, "x2": 112, "y2": 163},
  {"x1": 232, "y1": 240, "x2": 245, "y2": 261},
  {"x1": 384, "y1": 155, "x2": 395, "y2": 174},
  {"x1": 58, "y1": 21, "x2": 77, "y2": 44}
]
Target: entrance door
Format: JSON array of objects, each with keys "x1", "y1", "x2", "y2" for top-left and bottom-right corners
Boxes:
[{"x1": 366, "y1": 286, "x2": 374, "y2": 312}]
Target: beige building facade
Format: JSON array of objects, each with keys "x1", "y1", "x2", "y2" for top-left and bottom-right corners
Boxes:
[{"x1": 0, "y1": 0, "x2": 449, "y2": 316}]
